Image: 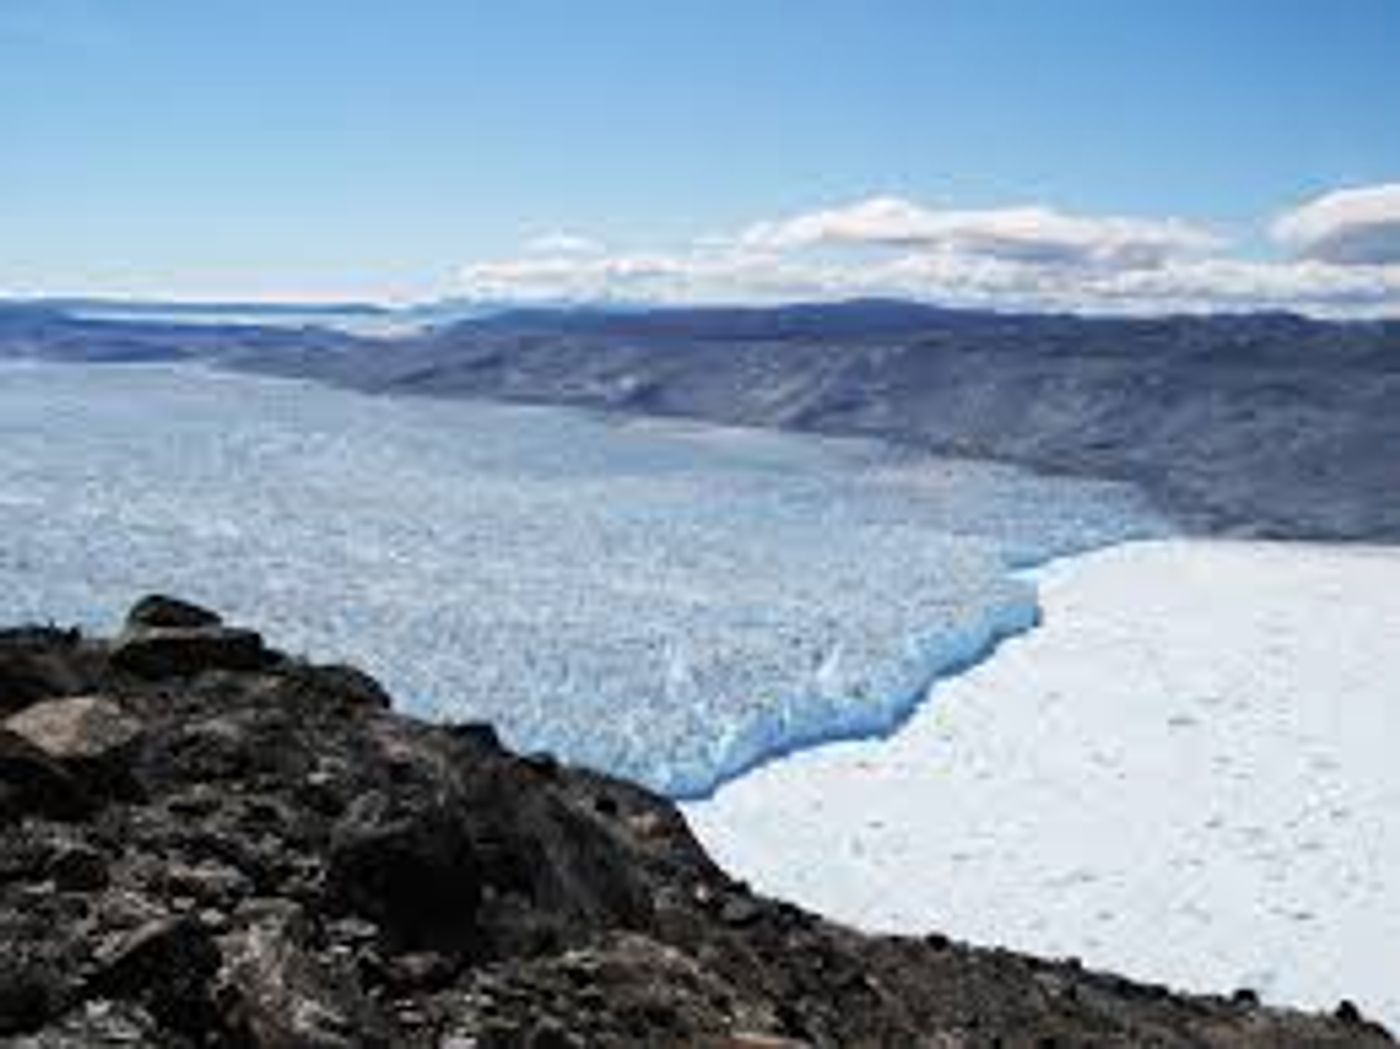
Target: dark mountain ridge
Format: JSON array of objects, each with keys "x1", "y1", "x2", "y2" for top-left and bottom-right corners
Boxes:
[{"x1": 6, "y1": 298, "x2": 393, "y2": 318}]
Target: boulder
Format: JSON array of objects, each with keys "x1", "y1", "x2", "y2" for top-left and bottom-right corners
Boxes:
[
  {"x1": 5, "y1": 696, "x2": 142, "y2": 764},
  {"x1": 44, "y1": 839, "x2": 110, "y2": 892},
  {"x1": 277, "y1": 661, "x2": 394, "y2": 712},
  {"x1": 110, "y1": 625, "x2": 266, "y2": 679},
  {"x1": 88, "y1": 916, "x2": 221, "y2": 1036},
  {"x1": 0, "y1": 952, "x2": 67, "y2": 1036},
  {"x1": 219, "y1": 906, "x2": 392, "y2": 1048},
  {"x1": 0, "y1": 729, "x2": 89, "y2": 822},
  {"x1": 124, "y1": 594, "x2": 222, "y2": 630},
  {"x1": 155, "y1": 859, "x2": 252, "y2": 910},
  {"x1": 4, "y1": 997, "x2": 160, "y2": 1045},
  {"x1": 326, "y1": 791, "x2": 483, "y2": 951},
  {"x1": 135, "y1": 715, "x2": 258, "y2": 787},
  {"x1": 0, "y1": 632, "x2": 86, "y2": 716},
  {"x1": 5, "y1": 696, "x2": 143, "y2": 799}
]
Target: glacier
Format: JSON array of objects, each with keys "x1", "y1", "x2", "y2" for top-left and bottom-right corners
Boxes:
[{"x1": 0, "y1": 361, "x2": 1168, "y2": 796}]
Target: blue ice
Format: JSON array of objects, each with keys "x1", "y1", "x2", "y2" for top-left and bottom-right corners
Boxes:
[{"x1": 0, "y1": 362, "x2": 1171, "y2": 796}]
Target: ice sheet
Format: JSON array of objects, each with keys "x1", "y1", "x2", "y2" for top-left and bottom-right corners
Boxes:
[
  {"x1": 0, "y1": 361, "x2": 1164, "y2": 795},
  {"x1": 685, "y1": 539, "x2": 1400, "y2": 1028}
]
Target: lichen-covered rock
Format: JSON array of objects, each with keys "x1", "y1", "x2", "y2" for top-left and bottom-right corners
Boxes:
[{"x1": 0, "y1": 598, "x2": 1388, "y2": 1047}]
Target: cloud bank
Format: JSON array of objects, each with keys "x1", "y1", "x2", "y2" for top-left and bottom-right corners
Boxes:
[
  {"x1": 739, "y1": 196, "x2": 1221, "y2": 269},
  {"x1": 523, "y1": 232, "x2": 606, "y2": 256},
  {"x1": 461, "y1": 188, "x2": 1400, "y2": 317},
  {"x1": 1272, "y1": 183, "x2": 1400, "y2": 266}
]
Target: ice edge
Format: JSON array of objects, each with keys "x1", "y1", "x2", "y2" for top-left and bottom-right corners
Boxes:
[{"x1": 669, "y1": 559, "x2": 1064, "y2": 802}]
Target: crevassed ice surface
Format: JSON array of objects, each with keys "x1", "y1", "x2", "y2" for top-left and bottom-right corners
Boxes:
[{"x1": 0, "y1": 362, "x2": 1168, "y2": 796}]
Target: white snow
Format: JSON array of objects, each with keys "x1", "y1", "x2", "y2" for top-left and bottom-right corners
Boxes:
[{"x1": 685, "y1": 539, "x2": 1400, "y2": 1029}]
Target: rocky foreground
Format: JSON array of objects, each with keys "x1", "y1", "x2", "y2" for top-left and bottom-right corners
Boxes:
[{"x1": 0, "y1": 599, "x2": 1389, "y2": 1047}]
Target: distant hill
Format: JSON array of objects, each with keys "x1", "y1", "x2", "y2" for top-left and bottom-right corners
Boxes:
[
  {"x1": 4, "y1": 298, "x2": 1399, "y2": 541},
  {"x1": 470, "y1": 298, "x2": 978, "y2": 339},
  {"x1": 1, "y1": 296, "x2": 542, "y2": 332},
  {"x1": 0, "y1": 302, "x2": 368, "y2": 364},
  {"x1": 8, "y1": 297, "x2": 393, "y2": 317}
]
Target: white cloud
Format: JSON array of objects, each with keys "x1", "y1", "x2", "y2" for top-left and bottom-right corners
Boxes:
[
  {"x1": 1272, "y1": 183, "x2": 1400, "y2": 265},
  {"x1": 740, "y1": 196, "x2": 1222, "y2": 269},
  {"x1": 458, "y1": 191, "x2": 1400, "y2": 317},
  {"x1": 1091, "y1": 257, "x2": 1400, "y2": 313},
  {"x1": 523, "y1": 232, "x2": 606, "y2": 256},
  {"x1": 460, "y1": 248, "x2": 844, "y2": 305}
]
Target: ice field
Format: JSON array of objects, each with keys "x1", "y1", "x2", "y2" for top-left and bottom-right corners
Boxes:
[
  {"x1": 0, "y1": 361, "x2": 1165, "y2": 796},
  {"x1": 686, "y1": 540, "x2": 1400, "y2": 1029}
]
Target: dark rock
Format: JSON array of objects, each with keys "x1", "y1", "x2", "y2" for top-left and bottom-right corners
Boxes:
[
  {"x1": 45, "y1": 840, "x2": 110, "y2": 892},
  {"x1": 325, "y1": 916, "x2": 379, "y2": 946},
  {"x1": 125, "y1": 594, "x2": 223, "y2": 630},
  {"x1": 326, "y1": 791, "x2": 483, "y2": 951},
  {"x1": 523, "y1": 751, "x2": 561, "y2": 778},
  {"x1": 0, "y1": 632, "x2": 86, "y2": 716},
  {"x1": 156, "y1": 859, "x2": 252, "y2": 909},
  {"x1": 298, "y1": 662, "x2": 393, "y2": 710},
  {"x1": 219, "y1": 906, "x2": 391, "y2": 1048},
  {"x1": 528, "y1": 1017, "x2": 581, "y2": 1048},
  {"x1": 449, "y1": 720, "x2": 502, "y2": 750},
  {"x1": 444, "y1": 934, "x2": 766, "y2": 1047},
  {"x1": 0, "y1": 954, "x2": 67, "y2": 1036},
  {"x1": 0, "y1": 729, "x2": 90, "y2": 822},
  {"x1": 720, "y1": 894, "x2": 762, "y2": 929},
  {"x1": 89, "y1": 915, "x2": 221, "y2": 1035},
  {"x1": 137, "y1": 715, "x2": 257, "y2": 786},
  {"x1": 381, "y1": 950, "x2": 456, "y2": 993},
  {"x1": 5, "y1": 997, "x2": 161, "y2": 1045},
  {"x1": 470, "y1": 779, "x2": 656, "y2": 950},
  {"x1": 110, "y1": 625, "x2": 266, "y2": 679}
]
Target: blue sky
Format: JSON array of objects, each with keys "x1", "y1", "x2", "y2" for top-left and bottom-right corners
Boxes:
[{"x1": 3, "y1": 0, "x2": 1400, "y2": 311}]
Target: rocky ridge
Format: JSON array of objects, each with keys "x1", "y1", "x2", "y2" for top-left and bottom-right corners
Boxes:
[{"x1": 0, "y1": 597, "x2": 1390, "y2": 1046}]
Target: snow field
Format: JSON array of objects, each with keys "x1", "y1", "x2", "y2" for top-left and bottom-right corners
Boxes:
[{"x1": 685, "y1": 540, "x2": 1400, "y2": 1029}]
